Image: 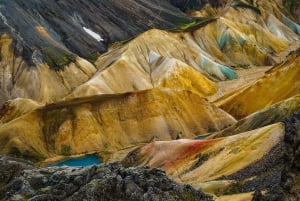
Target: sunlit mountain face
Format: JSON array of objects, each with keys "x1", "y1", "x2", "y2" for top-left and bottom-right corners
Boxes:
[{"x1": 0, "y1": 0, "x2": 299, "y2": 200}]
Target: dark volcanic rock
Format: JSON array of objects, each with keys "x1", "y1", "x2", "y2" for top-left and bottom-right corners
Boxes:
[
  {"x1": 284, "y1": 0, "x2": 300, "y2": 23},
  {"x1": 168, "y1": 0, "x2": 206, "y2": 11},
  {"x1": 219, "y1": 143, "x2": 286, "y2": 200},
  {"x1": 215, "y1": 111, "x2": 300, "y2": 201},
  {"x1": 0, "y1": 158, "x2": 212, "y2": 201},
  {"x1": 167, "y1": 0, "x2": 225, "y2": 11},
  {"x1": 281, "y1": 111, "x2": 300, "y2": 201},
  {"x1": 0, "y1": 0, "x2": 191, "y2": 66}
]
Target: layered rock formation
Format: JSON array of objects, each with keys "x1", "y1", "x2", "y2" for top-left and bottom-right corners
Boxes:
[
  {"x1": 208, "y1": 94, "x2": 300, "y2": 138},
  {"x1": 215, "y1": 54, "x2": 300, "y2": 119},
  {"x1": 122, "y1": 111, "x2": 300, "y2": 200},
  {"x1": 0, "y1": 0, "x2": 299, "y2": 104},
  {"x1": 0, "y1": 0, "x2": 191, "y2": 105},
  {"x1": 0, "y1": 0, "x2": 299, "y2": 200},
  {"x1": 0, "y1": 88, "x2": 236, "y2": 162},
  {"x1": 0, "y1": 0, "x2": 190, "y2": 58}
]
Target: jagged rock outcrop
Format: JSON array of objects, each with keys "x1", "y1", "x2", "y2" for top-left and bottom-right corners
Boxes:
[
  {"x1": 280, "y1": 111, "x2": 300, "y2": 201},
  {"x1": 0, "y1": 157, "x2": 213, "y2": 201}
]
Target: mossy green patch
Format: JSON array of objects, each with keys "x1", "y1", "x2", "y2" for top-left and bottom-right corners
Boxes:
[
  {"x1": 173, "y1": 17, "x2": 216, "y2": 32},
  {"x1": 85, "y1": 52, "x2": 100, "y2": 63},
  {"x1": 189, "y1": 153, "x2": 210, "y2": 171},
  {"x1": 223, "y1": 183, "x2": 240, "y2": 195},
  {"x1": 8, "y1": 147, "x2": 45, "y2": 162},
  {"x1": 179, "y1": 21, "x2": 198, "y2": 30},
  {"x1": 246, "y1": 0, "x2": 254, "y2": 5},
  {"x1": 41, "y1": 46, "x2": 76, "y2": 71},
  {"x1": 109, "y1": 39, "x2": 129, "y2": 49},
  {"x1": 284, "y1": 0, "x2": 300, "y2": 17},
  {"x1": 61, "y1": 144, "x2": 71, "y2": 156},
  {"x1": 42, "y1": 108, "x2": 75, "y2": 151}
]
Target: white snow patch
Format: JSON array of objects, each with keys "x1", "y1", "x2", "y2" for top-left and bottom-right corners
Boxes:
[{"x1": 83, "y1": 27, "x2": 104, "y2": 42}]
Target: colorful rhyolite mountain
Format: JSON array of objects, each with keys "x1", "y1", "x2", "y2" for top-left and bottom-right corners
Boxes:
[
  {"x1": 122, "y1": 123, "x2": 285, "y2": 198},
  {"x1": 0, "y1": 88, "x2": 236, "y2": 162},
  {"x1": 0, "y1": 0, "x2": 299, "y2": 200}
]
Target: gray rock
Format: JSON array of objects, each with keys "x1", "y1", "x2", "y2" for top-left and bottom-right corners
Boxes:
[{"x1": 0, "y1": 160, "x2": 212, "y2": 201}]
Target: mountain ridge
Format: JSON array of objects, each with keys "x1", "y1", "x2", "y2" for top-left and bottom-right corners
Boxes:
[{"x1": 0, "y1": 0, "x2": 299, "y2": 200}]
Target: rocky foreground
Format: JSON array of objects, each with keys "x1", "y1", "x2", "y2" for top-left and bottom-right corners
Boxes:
[{"x1": 0, "y1": 159, "x2": 212, "y2": 201}]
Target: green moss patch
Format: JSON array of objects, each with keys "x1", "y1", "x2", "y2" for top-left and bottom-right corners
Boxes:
[
  {"x1": 284, "y1": 0, "x2": 300, "y2": 23},
  {"x1": 61, "y1": 144, "x2": 71, "y2": 156},
  {"x1": 172, "y1": 17, "x2": 216, "y2": 32},
  {"x1": 42, "y1": 108, "x2": 75, "y2": 151},
  {"x1": 85, "y1": 52, "x2": 100, "y2": 63},
  {"x1": 41, "y1": 46, "x2": 76, "y2": 71},
  {"x1": 8, "y1": 147, "x2": 45, "y2": 162}
]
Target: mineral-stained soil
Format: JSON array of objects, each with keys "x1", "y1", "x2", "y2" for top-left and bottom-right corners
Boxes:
[
  {"x1": 121, "y1": 111, "x2": 300, "y2": 200},
  {"x1": 0, "y1": 1, "x2": 299, "y2": 200}
]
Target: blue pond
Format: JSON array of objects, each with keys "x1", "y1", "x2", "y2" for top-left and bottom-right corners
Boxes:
[
  {"x1": 195, "y1": 135, "x2": 208, "y2": 140},
  {"x1": 52, "y1": 155, "x2": 101, "y2": 167}
]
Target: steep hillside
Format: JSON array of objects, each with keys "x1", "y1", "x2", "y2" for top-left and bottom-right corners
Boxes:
[
  {"x1": 215, "y1": 54, "x2": 300, "y2": 119},
  {"x1": 0, "y1": 88, "x2": 236, "y2": 162},
  {"x1": 0, "y1": 0, "x2": 299, "y2": 200},
  {"x1": 0, "y1": 0, "x2": 191, "y2": 105},
  {"x1": 208, "y1": 94, "x2": 300, "y2": 138},
  {"x1": 123, "y1": 112, "x2": 300, "y2": 200},
  {"x1": 123, "y1": 123, "x2": 284, "y2": 184},
  {"x1": 0, "y1": 0, "x2": 190, "y2": 58},
  {"x1": 0, "y1": 0, "x2": 299, "y2": 105}
]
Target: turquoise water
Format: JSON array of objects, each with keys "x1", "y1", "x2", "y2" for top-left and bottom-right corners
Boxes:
[
  {"x1": 52, "y1": 155, "x2": 101, "y2": 167},
  {"x1": 195, "y1": 135, "x2": 208, "y2": 140}
]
